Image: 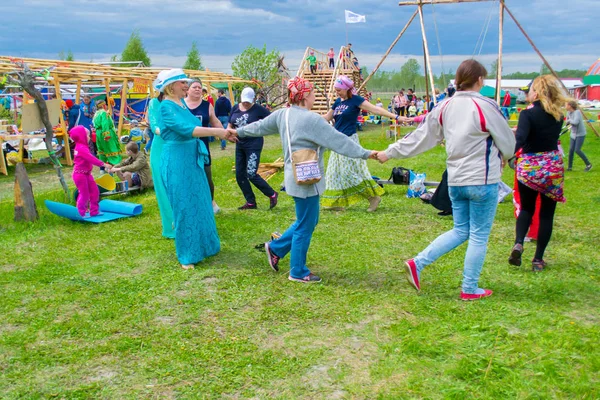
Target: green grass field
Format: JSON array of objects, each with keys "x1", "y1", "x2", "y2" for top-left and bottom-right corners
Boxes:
[{"x1": 1, "y1": 122, "x2": 599, "y2": 399}]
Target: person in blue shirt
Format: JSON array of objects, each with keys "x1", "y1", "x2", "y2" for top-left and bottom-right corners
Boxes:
[
  {"x1": 214, "y1": 89, "x2": 232, "y2": 150},
  {"x1": 127, "y1": 119, "x2": 146, "y2": 150},
  {"x1": 322, "y1": 75, "x2": 404, "y2": 212}
]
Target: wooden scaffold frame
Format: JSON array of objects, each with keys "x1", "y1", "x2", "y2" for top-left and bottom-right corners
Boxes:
[
  {"x1": 0, "y1": 56, "x2": 253, "y2": 174},
  {"x1": 359, "y1": 0, "x2": 599, "y2": 137}
]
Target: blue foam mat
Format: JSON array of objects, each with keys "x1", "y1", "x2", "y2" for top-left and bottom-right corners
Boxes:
[{"x1": 45, "y1": 199, "x2": 142, "y2": 223}]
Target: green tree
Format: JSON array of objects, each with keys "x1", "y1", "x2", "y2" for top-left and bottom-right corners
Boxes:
[
  {"x1": 489, "y1": 58, "x2": 499, "y2": 78},
  {"x1": 399, "y1": 59, "x2": 421, "y2": 88},
  {"x1": 58, "y1": 51, "x2": 65, "y2": 60},
  {"x1": 66, "y1": 50, "x2": 74, "y2": 61},
  {"x1": 183, "y1": 41, "x2": 203, "y2": 70},
  {"x1": 120, "y1": 30, "x2": 151, "y2": 67},
  {"x1": 540, "y1": 64, "x2": 551, "y2": 75},
  {"x1": 231, "y1": 45, "x2": 280, "y2": 102}
]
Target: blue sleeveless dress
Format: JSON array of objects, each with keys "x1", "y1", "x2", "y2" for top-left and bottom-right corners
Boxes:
[{"x1": 159, "y1": 99, "x2": 220, "y2": 264}]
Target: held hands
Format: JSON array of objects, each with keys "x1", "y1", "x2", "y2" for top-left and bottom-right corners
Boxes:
[
  {"x1": 225, "y1": 128, "x2": 238, "y2": 143},
  {"x1": 376, "y1": 152, "x2": 389, "y2": 164},
  {"x1": 367, "y1": 150, "x2": 389, "y2": 163}
]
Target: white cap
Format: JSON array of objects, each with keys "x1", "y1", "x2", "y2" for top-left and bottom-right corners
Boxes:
[{"x1": 241, "y1": 87, "x2": 255, "y2": 103}]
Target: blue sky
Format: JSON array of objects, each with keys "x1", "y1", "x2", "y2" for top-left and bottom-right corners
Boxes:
[{"x1": 1, "y1": 0, "x2": 597, "y2": 75}]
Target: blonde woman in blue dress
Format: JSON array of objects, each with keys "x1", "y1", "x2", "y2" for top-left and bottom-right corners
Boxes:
[{"x1": 155, "y1": 69, "x2": 233, "y2": 270}]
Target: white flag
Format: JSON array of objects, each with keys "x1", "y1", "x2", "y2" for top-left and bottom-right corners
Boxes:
[{"x1": 345, "y1": 10, "x2": 366, "y2": 24}]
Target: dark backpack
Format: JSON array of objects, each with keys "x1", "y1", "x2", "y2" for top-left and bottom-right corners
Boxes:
[{"x1": 389, "y1": 167, "x2": 411, "y2": 185}]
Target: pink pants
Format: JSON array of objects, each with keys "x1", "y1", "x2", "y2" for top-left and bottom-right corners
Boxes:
[{"x1": 73, "y1": 173, "x2": 99, "y2": 216}]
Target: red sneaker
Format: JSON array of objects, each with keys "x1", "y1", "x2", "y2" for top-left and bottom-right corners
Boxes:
[
  {"x1": 404, "y1": 259, "x2": 420, "y2": 291},
  {"x1": 460, "y1": 289, "x2": 493, "y2": 301}
]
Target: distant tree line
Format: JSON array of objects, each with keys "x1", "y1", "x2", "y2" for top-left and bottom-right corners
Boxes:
[{"x1": 366, "y1": 58, "x2": 588, "y2": 93}]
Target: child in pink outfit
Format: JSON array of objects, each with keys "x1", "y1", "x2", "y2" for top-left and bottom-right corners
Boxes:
[
  {"x1": 69, "y1": 125, "x2": 111, "y2": 217},
  {"x1": 327, "y1": 48, "x2": 335, "y2": 68}
]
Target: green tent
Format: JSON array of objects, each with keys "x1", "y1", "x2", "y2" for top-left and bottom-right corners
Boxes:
[{"x1": 479, "y1": 85, "x2": 516, "y2": 106}]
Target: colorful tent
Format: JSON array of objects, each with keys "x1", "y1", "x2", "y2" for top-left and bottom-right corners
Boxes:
[{"x1": 580, "y1": 58, "x2": 600, "y2": 101}]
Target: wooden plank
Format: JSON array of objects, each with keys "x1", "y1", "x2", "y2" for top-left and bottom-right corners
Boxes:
[
  {"x1": 418, "y1": 5, "x2": 437, "y2": 106},
  {"x1": 117, "y1": 79, "x2": 128, "y2": 136},
  {"x1": 104, "y1": 79, "x2": 113, "y2": 115},
  {"x1": 0, "y1": 136, "x2": 7, "y2": 175},
  {"x1": 495, "y1": 1, "x2": 504, "y2": 104},
  {"x1": 53, "y1": 76, "x2": 72, "y2": 166},
  {"x1": 399, "y1": 0, "x2": 495, "y2": 5},
  {"x1": 75, "y1": 80, "x2": 81, "y2": 104},
  {"x1": 228, "y1": 82, "x2": 234, "y2": 105}
]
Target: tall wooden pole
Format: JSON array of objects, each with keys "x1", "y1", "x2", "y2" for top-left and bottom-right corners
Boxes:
[
  {"x1": 418, "y1": 5, "x2": 437, "y2": 106},
  {"x1": 495, "y1": 1, "x2": 504, "y2": 105},
  {"x1": 52, "y1": 77, "x2": 72, "y2": 166},
  {"x1": 104, "y1": 79, "x2": 112, "y2": 115},
  {"x1": 358, "y1": 9, "x2": 418, "y2": 91},
  {"x1": 228, "y1": 82, "x2": 234, "y2": 104},
  {"x1": 503, "y1": 3, "x2": 599, "y2": 137},
  {"x1": 75, "y1": 80, "x2": 81, "y2": 104},
  {"x1": 423, "y1": 41, "x2": 430, "y2": 108},
  {"x1": 117, "y1": 79, "x2": 128, "y2": 136}
]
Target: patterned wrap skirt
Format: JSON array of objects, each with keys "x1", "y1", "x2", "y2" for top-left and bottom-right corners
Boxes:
[
  {"x1": 321, "y1": 134, "x2": 384, "y2": 207},
  {"x1": 516, "y1": 150, "x2": 566, "y2": 203}
]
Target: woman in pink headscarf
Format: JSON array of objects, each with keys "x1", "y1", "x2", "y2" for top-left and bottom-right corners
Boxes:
[
  {"x1": 322, "y1": 75, "x2": 404, "y2": 211},
  {"x1": 228, "y1": 77, "x2": 378, "y2": 283}
]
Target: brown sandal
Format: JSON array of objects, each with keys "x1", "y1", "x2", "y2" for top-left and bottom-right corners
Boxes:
[{"x1": 532, "y1": 259, "x2": 546, "y2": 272}]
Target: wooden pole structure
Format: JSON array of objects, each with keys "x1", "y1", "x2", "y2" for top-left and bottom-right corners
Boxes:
[
  {"x1": 503, "y1": 3, "x2": 599, "y2": 138},
  {"x1": 52, "y1": 77, "x2": 72, "y2": 165},
  {"x1": 228, "y1": 82, "x2": 234, "y2": 104},
  {"x1": 423, "y1": 41, "x2": 430, "y2": 109},
  {"x1": 495, "y1": 1, "x2": 504, "y2": 105},
  {"x1": 358, "y1": 9, "x2": 418, "y2": 91},
  {"x1": 75, "y1": 80, "x2": 82, "y2": 104},
  {"x1": 418, "y1": 5, "x2": 437, "y2": 106},
  {"x1": 399, "y1": 0, "x2": 495, "y2": 4},
  {"x1": 104, "y1": 79, "x2": 112, "y2": 115},
  {"x1": 117, "y1": 79, "x2": 128, "y2": 136}
]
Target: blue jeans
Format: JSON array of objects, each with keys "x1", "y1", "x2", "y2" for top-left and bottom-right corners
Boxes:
[
  {"x1": 217, "y1": 116, "x2": 229, "y2": 149},
  {"x1": 269, "y1": 195, "x2": 320, "y2": 279},
  {"x1": 414, "y1": 184, "x2": 499, "y2": 294}
]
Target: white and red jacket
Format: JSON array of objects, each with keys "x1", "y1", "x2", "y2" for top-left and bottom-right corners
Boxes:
[{"x1": 384, "y1": 91, "x2": 515, "y2": 186}]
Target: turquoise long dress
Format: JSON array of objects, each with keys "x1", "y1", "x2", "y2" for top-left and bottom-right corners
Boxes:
[
  {"x1": 148, "y1": 98, "x2": 175, "y2": 239},
  {"x1": 159, "y1": 99, "x2": 220, "y2": 265}
]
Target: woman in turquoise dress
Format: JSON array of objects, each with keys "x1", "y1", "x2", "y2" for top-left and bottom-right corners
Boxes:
[
  {"x1": 147, "y1": 93, "x2": 175, "y2": 239},
  {"x1": 155, "y1": 69, "x2": 232, "y2": 269}
]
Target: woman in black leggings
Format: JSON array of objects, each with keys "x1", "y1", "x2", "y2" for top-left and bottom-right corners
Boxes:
[{"x1": 509, "y1": 75, "x2": 568, "y2": 272}]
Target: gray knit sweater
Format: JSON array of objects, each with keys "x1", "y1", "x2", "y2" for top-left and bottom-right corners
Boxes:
[
  {"x1": 236, "y1": 106, "x2": 371, "y2": 198},
  {"x1": 566, "y1": 110, "x2": 587, "y2": 138}
]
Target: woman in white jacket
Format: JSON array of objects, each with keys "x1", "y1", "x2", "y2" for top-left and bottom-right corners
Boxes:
[{"x1": 377, "y1": 59, "x2": 515, "y2": 300}]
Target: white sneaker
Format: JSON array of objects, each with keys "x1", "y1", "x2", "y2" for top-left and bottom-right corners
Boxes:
[{"x1": 213, "y1": 202, "x2": 221, "y2": 214}]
